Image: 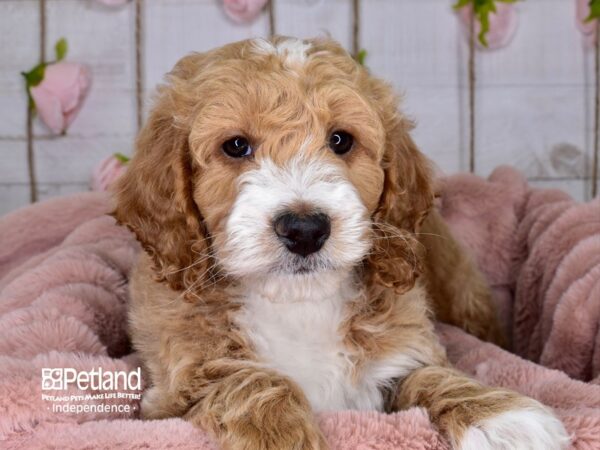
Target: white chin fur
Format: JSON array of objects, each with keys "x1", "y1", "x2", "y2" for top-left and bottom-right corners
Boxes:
[{"x1": 458, "y1": 406, "x2": 570, "y2": 450}]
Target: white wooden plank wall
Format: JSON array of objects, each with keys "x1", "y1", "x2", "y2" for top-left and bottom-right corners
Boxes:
[{"x1": 0, "y1": 0, "x2": 596, "y2": 216}]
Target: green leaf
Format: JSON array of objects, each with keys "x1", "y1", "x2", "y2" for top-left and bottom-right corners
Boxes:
[
  {"x1": 356, "y1": 49, "x2": 367, "y2": 66},
  {"x1": 585, "y1": 0, "x2": 600, "y2": 22},
  {"x1": 21, "y1": 63, "x2": 47, "y2": 88},
  {"x1": 477, "y1": 4, "x2": 493, "y2": 47},
  {"x1": 55, "y1": 38, "x2": 68, "y2": 61},
  {"x1": 21, "y1": 61, "x2": 49, "y2": 112},
  {"x1": 114, "y1": 152, "x2": 131, "y2": 163},
  {"x1": 454, "y1": 0, "x2": 520, "y2": 48}
]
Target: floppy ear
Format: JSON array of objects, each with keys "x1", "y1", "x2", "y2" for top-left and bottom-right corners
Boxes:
[
  {"x1": 113, "y1": 55, "x2": 213, "y2": 297},
  {"x1": 366, "y1": 117, "x2": 435, "y2": 293}
]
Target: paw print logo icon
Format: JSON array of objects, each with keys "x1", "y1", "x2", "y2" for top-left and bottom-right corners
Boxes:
[{"x1": 41, "y1": 368, "x2": 63, "y2": 390}]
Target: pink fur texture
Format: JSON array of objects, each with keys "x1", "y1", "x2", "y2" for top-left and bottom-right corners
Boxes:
[
  {"x1": 440, "y1": 166, "x2": 600, "y2": 382},
  {"x1": 0, "y1": 167, "x2": 598, "y2": 449}
]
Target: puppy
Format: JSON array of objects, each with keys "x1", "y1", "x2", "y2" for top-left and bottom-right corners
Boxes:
[{"x1": 114, "y1": 37, "x2": 569, "y2": 450}]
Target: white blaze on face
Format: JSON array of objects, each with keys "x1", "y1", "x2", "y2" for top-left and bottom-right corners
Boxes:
[{"x1": 218, "y1": 155, "x2": 371, "y2": 279}]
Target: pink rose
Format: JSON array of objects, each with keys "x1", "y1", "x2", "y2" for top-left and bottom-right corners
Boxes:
[
  {"x1": 222, "y1": 0, "x2": 268, "y2": 24},
  {"x1": 95, "y1": 0, "x2": 129, "y2": 6},
  {"x1": 91, "y1": 154, "x2": 129, "y2": 192},
  {"x1": 576, "y1": 0, "x2": 598, "y2": 48},
  {"x1": 458, "y1": 2, "x2": 518, "y2": 50},
  {"x1": 30, "y1": 62, "x2": 91, "y2": 134}
]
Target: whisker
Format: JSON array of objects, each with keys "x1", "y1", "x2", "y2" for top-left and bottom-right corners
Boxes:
[
  {"x1": 167, "y1": 252, "x2": 214, "y2": 275},
  {"x1": 414, "y1": 232, "x2": 448, "y2": 241}
]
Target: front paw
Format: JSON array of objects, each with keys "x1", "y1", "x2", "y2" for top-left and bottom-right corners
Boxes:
[
  {"x1": 457, "y1": 404, "x2": 570, "y2": 450},
  {"x1": 224, "y1": 415, "x2": 328, "y2": 450}
]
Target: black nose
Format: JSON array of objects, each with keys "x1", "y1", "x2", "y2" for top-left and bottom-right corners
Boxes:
[{"x1": 273, "y1": 212, "x2": 331, "y2": 257}]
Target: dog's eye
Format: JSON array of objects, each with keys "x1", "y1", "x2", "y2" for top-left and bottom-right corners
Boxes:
[
  {"x1": 222, "y1": 136, "x2": 252, "y2": 158},
  {"x1": 328, "y1": 130, "x2": 354, "y2": 155}
]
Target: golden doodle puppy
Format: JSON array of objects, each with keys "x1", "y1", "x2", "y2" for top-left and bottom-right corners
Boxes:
[{"x1": 114, "y1": 37, "x2": 569, "y2": 450}]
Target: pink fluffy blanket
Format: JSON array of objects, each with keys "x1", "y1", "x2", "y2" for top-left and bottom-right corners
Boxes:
[{"x1": 1, "y1": 166, "x2": 599, "y2": 449}]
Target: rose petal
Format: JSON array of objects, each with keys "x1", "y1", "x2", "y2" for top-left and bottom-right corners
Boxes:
[
  {"x1": 222, "y1": 0, "x2": 268, "y2": 24},
  {"x1": 576, "y1": 0, "x2": 597, "y2": 34},
  {"x1": 41, "y1": 63, "x2": 80, "y2": 97},
  {"x1": 91, "y1": 155, "x2": 128, "y2": 192},
  {"x1": 31, "y1": 62, "x2": 92, "y2": 134},
  {"x1": 43, "y1": 63, "x2": 85, "y2": 112},
  {"x1": 64, "y1": 66, "x2": 92, "y2": 129},
  {"x1": 95, "y1": 0, "x2": 129, "y2": 6},
  {"x1": 576, "y1": 0, "x2": 598, "y2": 48},
  {"x1": 30, "y1": 84, "x2": 65, "y2": 134}
]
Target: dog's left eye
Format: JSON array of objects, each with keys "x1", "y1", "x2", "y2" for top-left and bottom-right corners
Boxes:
[
  {"x1": 328, "y1": 130, "x2": 354, "y2": 155},
  {"x1": 222, "y1": 136, "x2": 253, "y2": 158}
]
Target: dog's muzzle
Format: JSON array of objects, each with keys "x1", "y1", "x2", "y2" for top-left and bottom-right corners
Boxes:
[{"x1": 273, "y1": 212, "x2": 331, "y2": 257}]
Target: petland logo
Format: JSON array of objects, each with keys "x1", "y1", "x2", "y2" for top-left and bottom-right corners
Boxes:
[{"x1": 41, "y1": 367, "x2": 142, "y2": 391}]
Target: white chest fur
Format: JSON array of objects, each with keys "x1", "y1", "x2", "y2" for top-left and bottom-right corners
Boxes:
[{"x1": 232, "y1": 272, "x2": 421, "y2": 412}]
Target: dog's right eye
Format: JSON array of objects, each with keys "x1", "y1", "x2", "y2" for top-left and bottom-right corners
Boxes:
[
  {"x1": 222, "y1": 136, "x2": 253, "y2": 158},
  {"x1": 328, "y1": 130, "x2": 354, "y2": 155}
]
